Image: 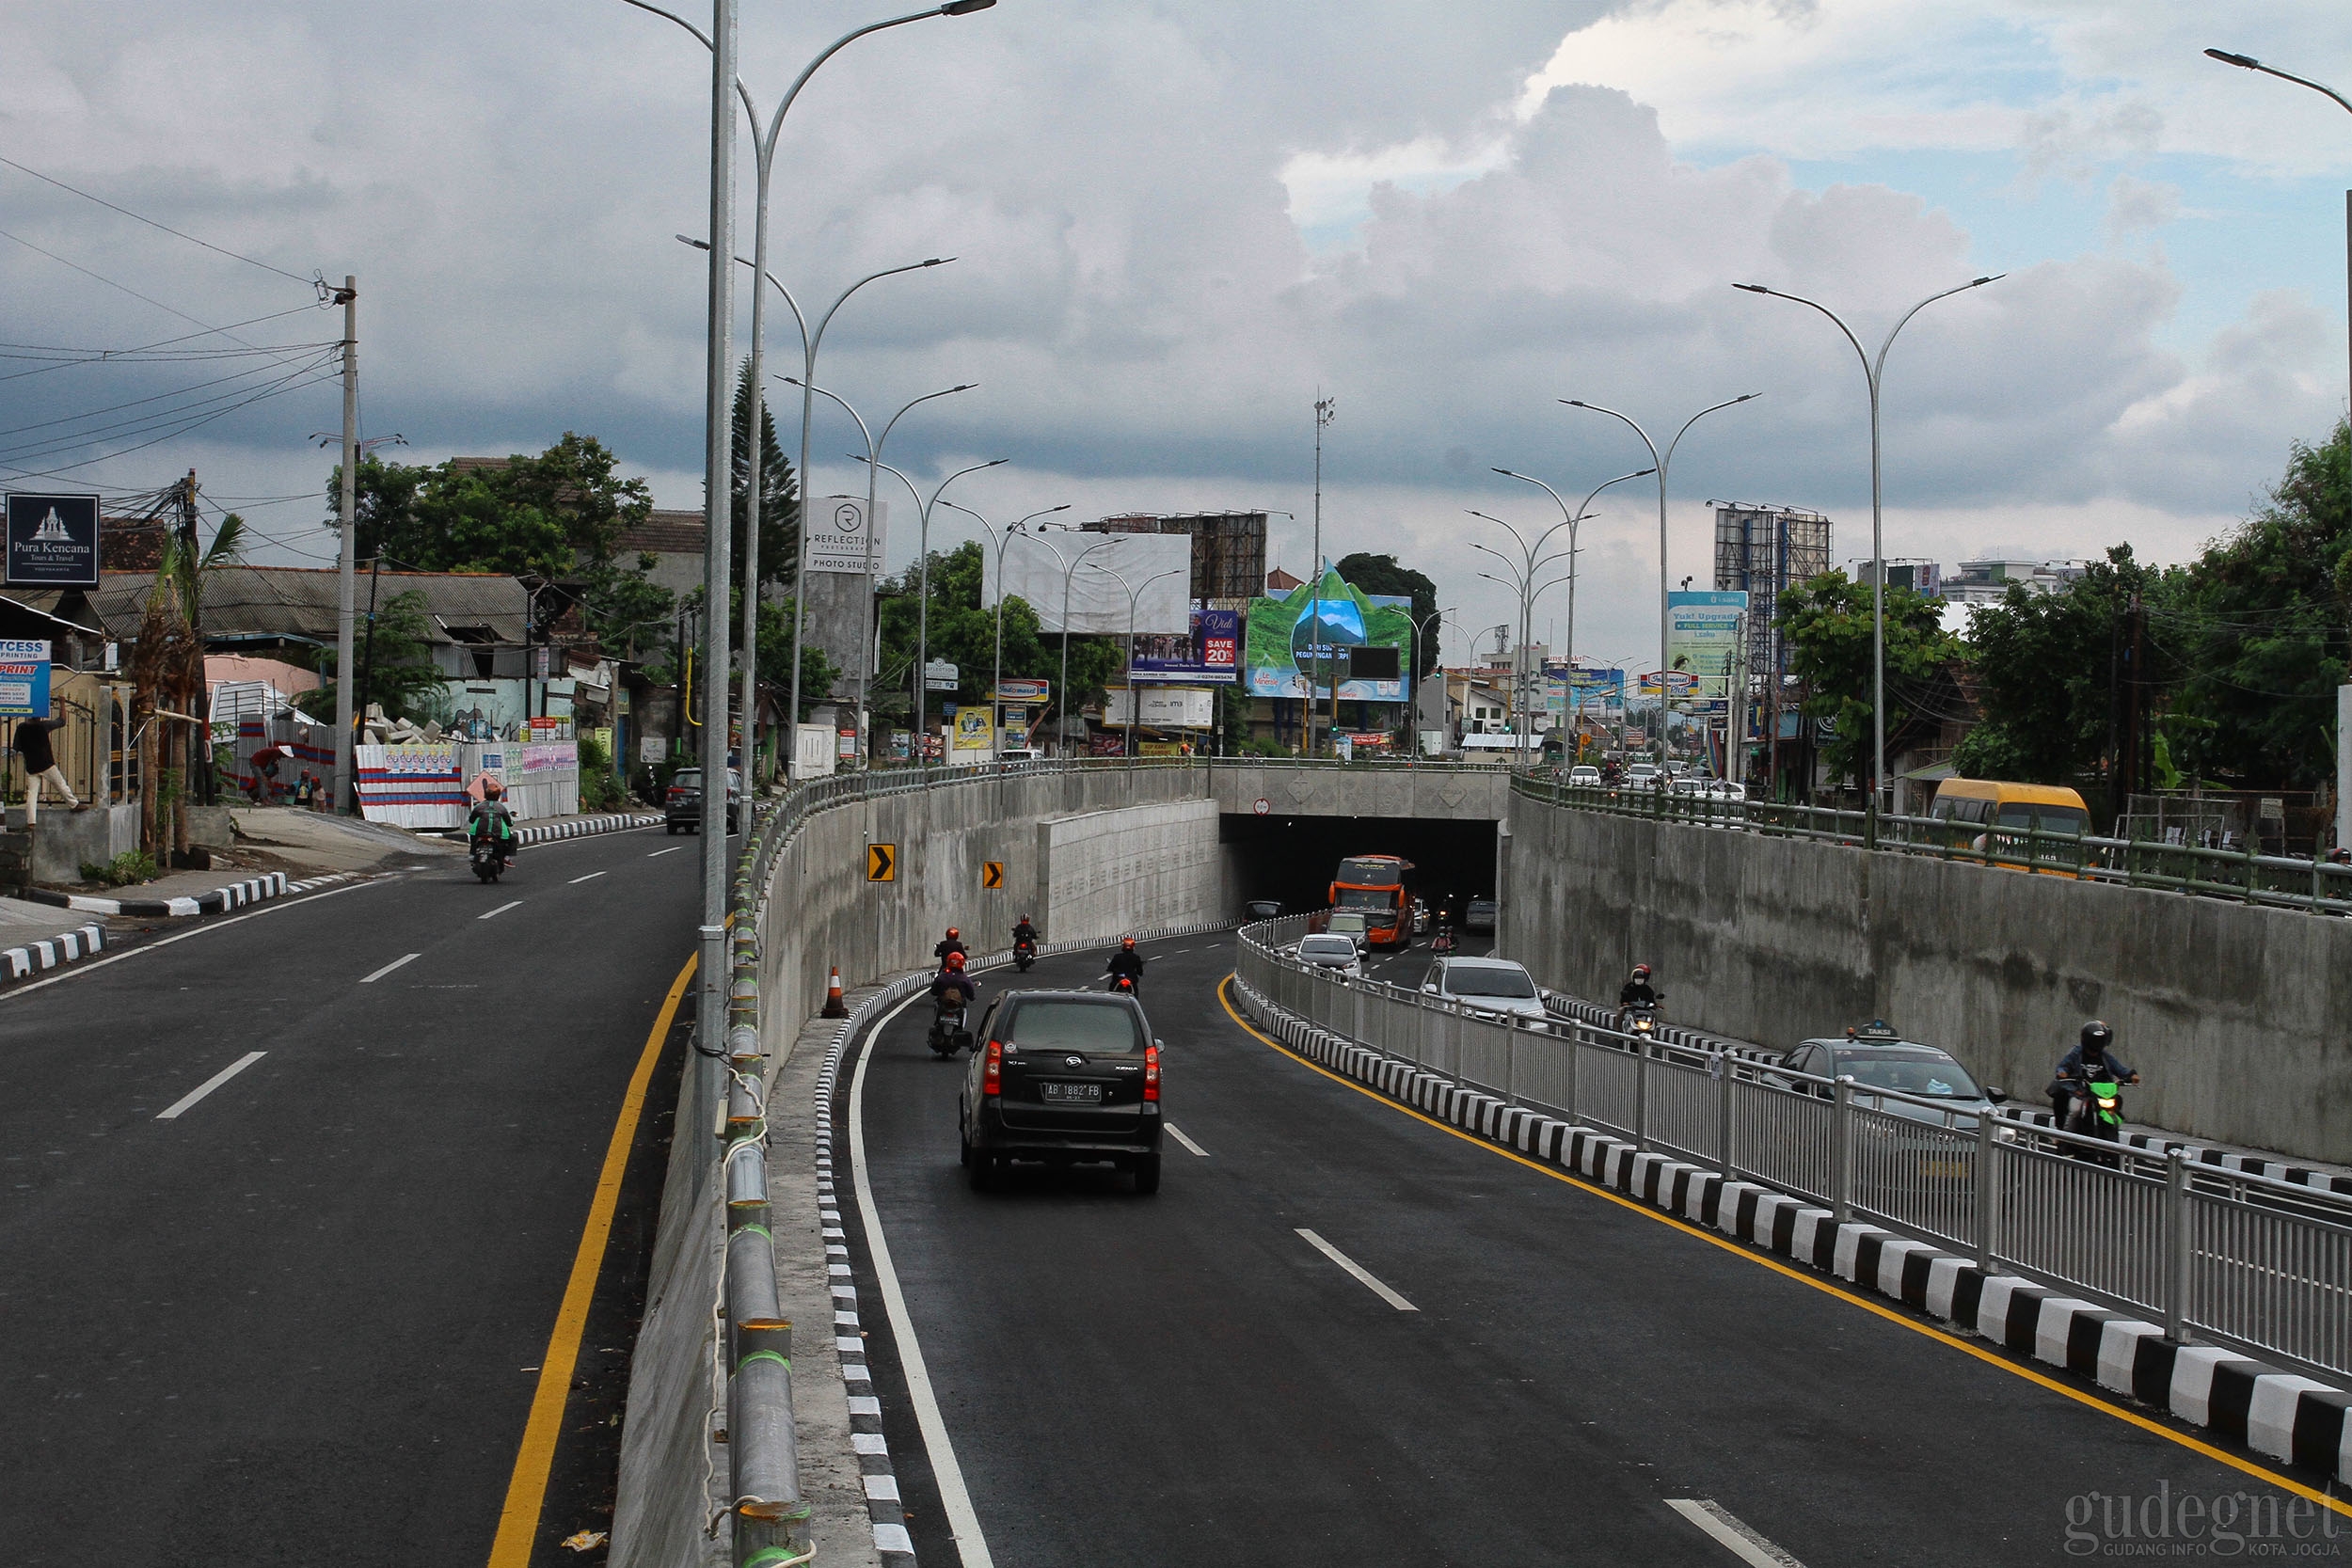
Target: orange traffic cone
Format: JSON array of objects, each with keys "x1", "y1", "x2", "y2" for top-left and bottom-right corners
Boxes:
[{"x1": 821, "y1": 965, "x2": 850, "y2": 1019}]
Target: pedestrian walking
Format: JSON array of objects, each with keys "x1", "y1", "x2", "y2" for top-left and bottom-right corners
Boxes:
[{"x1": 14, "y1": 713, "x2": 79, "y2": 823}]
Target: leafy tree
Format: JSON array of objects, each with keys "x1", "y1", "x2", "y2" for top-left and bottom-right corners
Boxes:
[
  {"x1": 1952, "y1": 546, "x2": 2178, "y2": 786},
  {"x1": 875, "y1": 542, "x2": 1121, "y2": 730},
  {"x1": 755, "y1": 597, "x2": 839, "y2": 721},
  {"x1": 2156, "y1": 417, "x2": 2352, "y2": 789},
  {"x1": 1776, "y1": 569, "x2": 1963, "y2": 789},
  {"x1": 327, "y1": 433, "x2": 651, "y2": 577},
  {"x1": 731, "y1": 359, "x2": 800, "y2": 597},
  {"x1": 1335, "y1": 551, "x2": 1440, "y2": 677},
  {"x1": 580, "y1": 555, "x2": 676, "y2": 667},
  {"x1": 299, "y1": 590, "x2": 447, "y2": 723}
]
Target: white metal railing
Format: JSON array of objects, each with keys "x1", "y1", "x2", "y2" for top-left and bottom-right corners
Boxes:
[{"x1": 1236, "y1": 918, "x2": 2352, "y2": 1380}]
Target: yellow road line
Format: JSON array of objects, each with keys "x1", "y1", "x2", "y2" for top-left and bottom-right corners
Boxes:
[
  {"x1": 1214, "y1": 974, "x2": 2351, "y2": 1517},
  {"x1": 486, "y1": 954, "x2": 698, "y2": 1566}
]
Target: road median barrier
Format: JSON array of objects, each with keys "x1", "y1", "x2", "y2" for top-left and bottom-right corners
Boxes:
[{"x1": 1232, "y1": 918, "x2": 2352, "y2": 1493}]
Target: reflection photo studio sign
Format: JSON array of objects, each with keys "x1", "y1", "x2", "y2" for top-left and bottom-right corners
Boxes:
[
  {"x1": 807, "y1": 495, "x2": 887, "y2": 577},
  {"x1": 5, "y1": 494, "x2": 101, "y2": 588}
]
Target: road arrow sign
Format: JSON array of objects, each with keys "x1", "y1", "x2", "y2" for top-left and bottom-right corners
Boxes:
[
  {"x1": 867, "y1": 843, "x2": 896, "y2": 882},
  {"x1": 981, "y1": 861, "x2": 1004, "y2": 889}
]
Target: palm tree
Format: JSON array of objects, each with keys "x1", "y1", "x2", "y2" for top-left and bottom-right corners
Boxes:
[{"x1": 128, "y1": 511, "x2": 243, "y2": 857}]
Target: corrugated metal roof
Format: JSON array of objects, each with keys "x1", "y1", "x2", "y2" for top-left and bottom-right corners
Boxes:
[
  {"x1": 88, "y1": 566, "x2": 528, "y2": 645},
  {"x1": 617, "y1": 509, "x2": 706, "y2": 555}
]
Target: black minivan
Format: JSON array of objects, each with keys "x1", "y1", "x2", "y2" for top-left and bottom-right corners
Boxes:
[{"x1": 959, "y1": 990, "x2": 1164, "y2": 1193}]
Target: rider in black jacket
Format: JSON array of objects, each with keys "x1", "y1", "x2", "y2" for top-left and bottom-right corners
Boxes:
[
  {"x1": 934, "y1": 927, "x2": 968, "y2": 964},
  {"x1": 1106, "y1": 935, "x2": 1145, "y2": 990},
  {"x1": 1011, "y1": 915, "x2": 1038, "y2": 948},
  {"x1": 2049, "y1": 1021, "x2": 2137, "y2": 1122}
]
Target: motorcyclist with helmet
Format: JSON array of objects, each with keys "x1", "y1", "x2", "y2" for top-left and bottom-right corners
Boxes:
[
  {"x1": 929, "y1": 951, "x2": 980, "y2": 1052},
  {"x1": 1106, "y1": 934, "x2": 1145, "y2": 994},
  {"x1": 468, "y1": 780, "x2": 519, "y2": 871},
  {"x1": 1011, "y1": 914, "x2": 1039, "y2": 971},
  {"x1": 1615, "y1": 963, "x2": 1662, "y2": 1031},
  {"x1": 2049, "y1": 1021, "x2": 2138, "y2": 1129},
  {"x1": 934, "y1": 927, "x2": 968, "y2": 965}
]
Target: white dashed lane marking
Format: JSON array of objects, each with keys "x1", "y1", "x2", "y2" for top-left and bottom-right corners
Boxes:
[
  {"x1": 359, "y1": 952, "x2": 421, "y2": 984},
  {"x1": 1165, "y1": 1124, "x2": 1209, "y2": 1157},
  {"x1": 1295, "y1": 1227, "x2": 1417, "y2": 1311},
  {"x1": 156, "y1": 1052, "x2": 267, "y2": 1120},
  {"x1": 477, "y1": 900, "x2": 523, "y2": 921},
  {"x1": 1666, "y1": 1499, "x2": 1807, "y2": 1567}
]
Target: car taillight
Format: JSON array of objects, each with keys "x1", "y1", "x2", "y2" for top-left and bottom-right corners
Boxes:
[
  {"x1": 1142, "y1": 1044, "x2": 1159, "y2": 1101},
  {"x1": 666, "y1": 785, "x2": 685, "y2": 801},
  {"x1": 983, "y1": 1040, "x2": 1001, "y2": 1096}
]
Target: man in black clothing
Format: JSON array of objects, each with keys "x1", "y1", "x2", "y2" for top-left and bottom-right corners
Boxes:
[
  {"x1": 1011, "y1": 915, "x2": 1038, "y2": 948},
  {"x1": 14, "y1": 714, "x2": 77, "y2": 823},
  {"x1": 1106, "y1": 935, "x2": 1145, "y2": 991},
  {"x1": 2049, "y1": 1021, "x2": 2137, "y2": 1126},
  {"x1": 934, "y1": 927, "x2": 968, "y2": 964}
]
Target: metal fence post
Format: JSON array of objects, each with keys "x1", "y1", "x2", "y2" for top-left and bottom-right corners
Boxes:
[
  {"x1": 1505, "y1": 1016, "x2": 1519, "y2": 1108},
  {"x1": 1973, "y1": 1108, "x2": 1997, "y2": 1273},
  {"x1": 1567, "y1": 1022, "x2": 1581, "y2": 1123},
  {"x1": 1832, "y1": 1076, "x2": 1854, "y2": 1224},
  {"x1": 1633, "y1": 1039, "x2": 1649, "y2": 1153},
  {"x1": 1714, "y1": 1048, "x2": 1734, "y2": 1180},
  {"x1": 2165, "y1": 1147, "x2": 2191, "y2": 1345}
]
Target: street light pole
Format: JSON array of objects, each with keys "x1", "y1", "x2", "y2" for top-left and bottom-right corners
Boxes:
[
  {"x1": 1309, "y1": 397, "x2": 1336, "y2": 760},
  {"x1": 2205, "y1": 49, "x2": 2352, "y2": 416},
  {"x1": 1731, "y1": 277, "x2": 1997, "y2": 844},
  {"x1": 1087, "y1": 563, "x2": 1183, "y2": 770},
  {"x1": 1563, "y1": 396, "x2": 1759, "y2": 784},
  {"x1": 939, "y1": 500, "x2": 1070, "y2": 756},
  {"x1": 1006, "y1": 531, "x2": 1115, "y2": 757},
  {"x1": 1407, "y1": 604, "x2": 1454, "y2": 763},
  {"x1": 626, "y1": 0, "x2": 994, "y2": 782},
  {"x1": 854, "y1": 454, "x2": 1005, "y2": 767}
]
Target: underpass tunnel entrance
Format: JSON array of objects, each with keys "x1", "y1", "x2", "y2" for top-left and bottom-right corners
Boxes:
[{"x1": 1220, "y1": 813, "x2": 1499, "y2": 927}]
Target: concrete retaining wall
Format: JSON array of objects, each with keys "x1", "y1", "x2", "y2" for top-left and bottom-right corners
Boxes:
[
  {"x1": 614, "y1": 766, "x2": 1224, "y2": 1568},
  {"x1": 1504, "y1": 796, "x2": 2352, "y2": 1163}
]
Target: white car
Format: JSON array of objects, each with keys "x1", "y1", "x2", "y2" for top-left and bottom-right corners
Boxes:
[
  {"x1": 1566, "y1": 765, "x2": 1601, "y2": 786},
  {"x1": 1420, "y1": 956, "x2": 1549, "y2": 1022},
  {"x1": 1625, "y1": 764, "x2": 1661, "y2": 789},
  {"x1": 1295, "y1": 933, "x2": 1366, "y2": 978},
  {"x1": 1706, "y1": 780, "x2": 1748, "y2": 802}
]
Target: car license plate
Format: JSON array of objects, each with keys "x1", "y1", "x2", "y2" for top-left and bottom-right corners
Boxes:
[{"x1": 1040, "y1": 1082, "x2": 1102, "y2": 1104}]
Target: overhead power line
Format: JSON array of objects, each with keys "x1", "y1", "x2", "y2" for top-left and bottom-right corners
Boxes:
[{"x1": 0, "y1": 153, "x2": 316, "y2": 286}]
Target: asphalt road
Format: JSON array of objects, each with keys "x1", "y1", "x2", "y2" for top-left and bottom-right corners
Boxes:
[
  {"x1": 0, "y1": 826, "x2": 701, "y2": 1566},
  {"x1": 848, "y1": 936, "x2": 2329, "y2": 1567}
]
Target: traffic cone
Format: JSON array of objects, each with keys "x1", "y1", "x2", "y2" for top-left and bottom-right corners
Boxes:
[{"x1": 821, "y1": 965, "x2": 850, "y2": 1018}]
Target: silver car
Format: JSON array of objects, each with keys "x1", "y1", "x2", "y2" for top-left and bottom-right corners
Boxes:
[
  {"x1": 1421, "y1": 956, "x2": 1549, "y2": 1022},
  {"x1": 1295, "y1": 933, "x2": 1365, "y2": 979}
]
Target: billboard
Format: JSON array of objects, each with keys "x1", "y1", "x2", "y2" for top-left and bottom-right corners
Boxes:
[
  {"x1": 1667, "y1": 590, "x2": 1747, "y2": 701},
  {"x1": 991, "y1": 677, "x2": 1050, "y2": 703},
  {"x1": 950, "y1": 707, "x2": 993, "y2": 765},
  {"x1": 985, "y1": 531, "x2": 1190, "y2": 635},
  {"x1": 1129, "y1": 607, "x2": 1240, "y2": 684},
  {"x1": 807, "y1": 495, "x2": 886, "y2": 577},
  {"x1": 1103, "y1": 686, "x2": 1215, "y2": 728},
  {"x1": 1242, "y1": 568, "x2": 1412, "y2": 703},
  {"x1": 5, "y1": 494, "x2": 99, "y2": 588},
  {"x1": 1546, "y1": 664, "x2": 1624, "y2": 717}
]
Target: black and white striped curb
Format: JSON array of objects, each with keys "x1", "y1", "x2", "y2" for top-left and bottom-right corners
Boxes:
[
  {"x1": 438, "y1": 811, "x2": 661, "y2": 847},
  {"x1": 1, "y1": 922, "x2": 103, "y2": 982},
  {"x1": 1540, "y1": 992, "x2": 2352, "y2": 1197},
  {"x1": 23, "y1": 871, "x2": 289, "y2": 919},
  {"x1": 1232, "y1": 975, "x2": 2352, "y2": 1488}
]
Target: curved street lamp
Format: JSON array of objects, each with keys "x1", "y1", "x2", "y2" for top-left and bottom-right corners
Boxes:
[
  {"x1": 1731, "y1": 276, "x2": 1997, "y2": 843},
  {"x1": 1562, "y1": 396, "x2": 1758, "y2": 782},
  {"x1": 938, "y1": 499, "x2": 1071, "y2": 754},
  {"x1": 1086, "y1": 562, "x2": 1184, "y2": 768},
  {"x1": 852, "y1": 453, "x2": 1006, "y2": 766},
  {"x1": 1004, "y1": 531, "x2": 1117, "y2": 755}
]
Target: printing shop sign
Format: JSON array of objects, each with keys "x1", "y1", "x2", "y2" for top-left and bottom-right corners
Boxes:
[
  {"x1": 0, "y1": 640, "x2": 50, "y2": 718},
  {"x1": 4, "y1": 494, "x2": 101, "y2": 588}
]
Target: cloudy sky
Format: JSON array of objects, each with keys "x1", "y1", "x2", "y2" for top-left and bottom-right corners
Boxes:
[{"x1": 5, "y1": 0, "x2": 2348, "y2": 666}]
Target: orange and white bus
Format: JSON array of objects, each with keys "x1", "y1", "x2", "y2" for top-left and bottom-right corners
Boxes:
[{"x1": 1330, "y1": 854, "x2": 1416, "y2": 950}]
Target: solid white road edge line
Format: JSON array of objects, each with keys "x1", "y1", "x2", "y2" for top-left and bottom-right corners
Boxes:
[
  {"x1": 852, "y1": 991, "x2": 996, "y2": 1568},
  {"x1": 1665, "y1": 1499, "x2": 1806, "y2": 1568},
  {"x1": 0, "y1": 877, "x2": 388, "y2": 1003},
  {"x1": 1295, "y1": 1227, "x2": 1419, "y2": 1312},
  {"x1": 156, "y1": 1051, "x2": 267, "y2": 1120},
  {"x1": 568, "y1": 871, "x2": 607, "y2": 884},
  {"x1": 359, "y1": 952, "x2": 421, "y2": 984},
  {"x1": 477, "y1": 900, "x2": 523, "y2": 921},
  {"x1": 1165, "y1": 1123, "x2": 1210, "y2": 1158}
]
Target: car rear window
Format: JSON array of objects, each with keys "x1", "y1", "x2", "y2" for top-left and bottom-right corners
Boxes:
[
  {"x1": 1300, "y1": 937, "x2": 1356, "y2": 958},
  {"x1": 1004, "y1": 999, "x2": 1145, "y2": 1054},
  {"x1": 1446, "y1": 963, "x2": 1535, "y2": 999},
  {"x1": 673, "y1": 770, "x2": 701, "y2": 788},
  {"x1": 1841, "y1": 1052, "x2": 1979, "y2": 1098}
]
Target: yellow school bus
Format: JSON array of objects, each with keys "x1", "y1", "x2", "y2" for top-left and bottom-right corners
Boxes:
[{"x1": 1929, "y1": 778, "x2": 2091, "y2": 872}]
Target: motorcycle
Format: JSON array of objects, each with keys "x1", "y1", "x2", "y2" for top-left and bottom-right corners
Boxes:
[
  {"x1": 1430, "y1": 927, "x2": 1456, "y2": 956},
  {"x1": 928, "y1": 1000, "x2": 973, "y2": 1058},
  {"x1": 2058, "y1": 1070, "x2": 2125, "y2": 1163},
  {"x1": 1619, "y1": 999, "x2": 1662, "y2": 1043},
  {"x1": 469, "y1": 833, "x2": 510, "y2": 884},
  {"x1": 1013, "y1": 938, "x2": 1037, "y2": 974}
]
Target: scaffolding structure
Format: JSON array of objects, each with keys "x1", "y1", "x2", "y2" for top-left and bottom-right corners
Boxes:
[
  {"x1": 1713, "y1": 503, "x2": 1832, "y2": 796},
  {"x1": 1081, "y1": 512, "x2": 1269, "y2": 604}
]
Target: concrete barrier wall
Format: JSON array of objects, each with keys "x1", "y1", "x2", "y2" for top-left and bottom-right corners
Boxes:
[
  {"x1": 1504, "y1": 795, "x2": 2352, "y2": 1163},
  {"x1": 614, "y1": 766, "x2": 1223, "y2": 1567}
]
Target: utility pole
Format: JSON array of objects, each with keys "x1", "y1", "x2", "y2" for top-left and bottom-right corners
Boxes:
[
  {"x1": 1309, "y1": 396, "x2": 1335, "y2": 760},
  {"x1": 176, "y1": 471, "x2": 217, "y2": 809},
  {"x1": 332, "y1": 277, "x2": 358, "y2": 814}
]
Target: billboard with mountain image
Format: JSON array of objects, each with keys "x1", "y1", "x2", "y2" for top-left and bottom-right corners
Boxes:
[{"x1": 1243, "y1": 567, "x2": 1411, "y2": 701}]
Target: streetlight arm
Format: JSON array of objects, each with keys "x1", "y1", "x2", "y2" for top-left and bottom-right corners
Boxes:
[
  {"x1": 1874, "y1": 277, "x2": 2003, "y2": 382},
  {"x1": 1664, "y1": 392, "x2": 1763, "y2": 470},
  {"x1": 1561, "y1": 400, "x2": 1662, "y2": 468},
  {"x1": 617, "y1": 0, "x2": 761, "y2": 131},
  {"x1": 873, "y1": 379, "x2": 975, "y2": 460},
  {"x1": 1578, "y1": 467, "x2": 1656, "y2": 519},
  {"x1": 784, "y1": 376, "x2": 874, "y2": 455},
  {"x1": 2205, "y1": 49, "x2": 2352, "y2": 116},
  {"x1": 766, "y1": 9, "x2": 956, "y2": 152},
  {"x1": 813, "y1": 259, "x2": 957, "y2": 361}
]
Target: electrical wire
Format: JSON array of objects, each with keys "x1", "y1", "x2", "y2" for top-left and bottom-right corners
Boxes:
[
  {"x1": 0, "y1": 347, "x2": 338, "y2": 442},
  {"x1": 0, "y1": 225, "x2": 264, "y2": 346},
  {"x1": 0, "y1": 154, "x2": 316, "y2": 286},
  {"x1": 0, "y1": 307, "x2": 330, "y2": 386},
  {"x1": 0, "y1": 357, "x2": 341, "y2": 483},
  {"x1": 0, "y1": 348, "x2": 340, "y2": 470}
]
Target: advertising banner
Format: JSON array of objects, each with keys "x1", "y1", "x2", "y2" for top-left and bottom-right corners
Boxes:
[
  {"x1": 1667, "y1": 590, "x2": 1747, "y2": 700},
  {"x1": 1242, "y1": 568, "x2": 1412, "y2": 703},
  {"x1": 1103, "y1": 686, "x2": 1214, "y2": 728},
  {"x1": 1129, "y1": 607, "x2": 1240, "y2": 684},
  {"x1": 991, "y1": 677, "x2": 1050, "y2": 704},
  {"x1": 986, "y1": 531, "x2": 1191, "y2": 634},
  {"x1": 0, "y1": 639, "x2": 52, "y2": 717},
  {"x1": 1634, "y1": 670, "x2": 1700, "y2": 697},
  {"x1": 807, "y1": 495, "x2": 887, "y2": 577},
  {"x1": 1546, "y1": 665, "x2": 1625, "y2": 718},
  {"x1": 950, "y1": 707, "x2": 993, "y2": 765},
  {"x1": 3, "y1": 494, "x2": 100, "y2": 587}
]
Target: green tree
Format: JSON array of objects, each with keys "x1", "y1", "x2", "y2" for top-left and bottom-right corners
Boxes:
[
  {"x1": 755, "y1": 597, "x2": 839, "y2": 721},
  {"x1": 1335, "y1": 551, "x2": 1440, "y2": 677},
  {"x1": 1776, "y1": 569, "x2": 1963, "y2": 789},
  {"x1": 2158, "y1": 417, "x2": 2352, "y2": 788},
  {"x1": 874, "y1": 542, "x2": 1121, "y2": 730},
  {"x1": 1952, "y1": 546, "x2": 2178, "y2": 786},
  {"x1": 579, "y1": 555, "x2": 677, "y2": 667},
  {"x1": 327, "y1": 433, "x2": 652, "y2": 577},
  {"x1": 731, "y1": 359, "x2": 800, "y2": 597},
  {"x1": 299, "y1": 590, "x2": 447, "y2": 723}
]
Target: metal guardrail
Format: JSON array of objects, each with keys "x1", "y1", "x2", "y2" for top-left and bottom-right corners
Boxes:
[
  {"x1": 1238, "y1": 917, "x2": 2352, "y2": 1380},
  {"x1": 1512, "y1": 774, "x2": 2352, "y2": 915}
]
